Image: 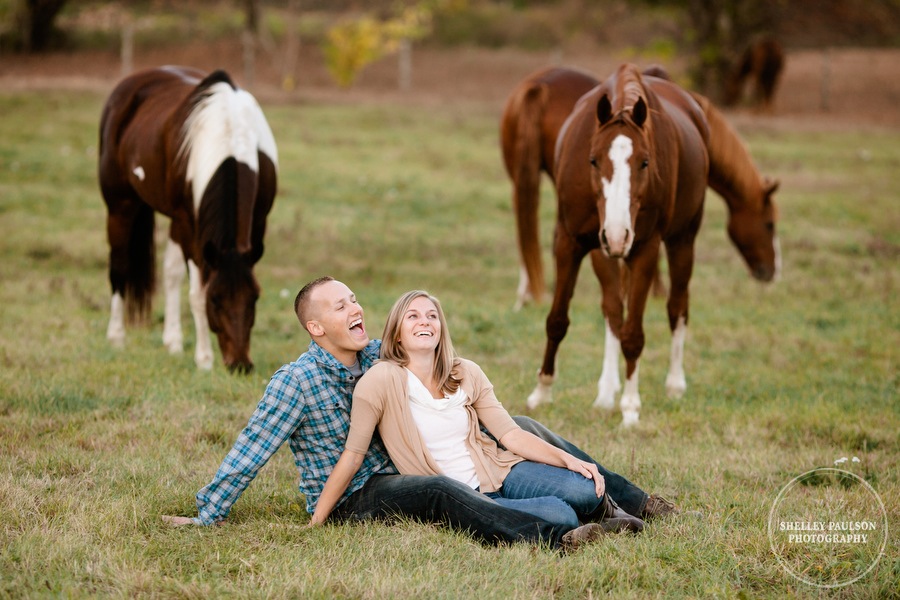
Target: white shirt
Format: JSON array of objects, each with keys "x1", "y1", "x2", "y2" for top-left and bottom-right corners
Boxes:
[{"x1": 406, "y1": 370, "x2": 480, "y2": 489}]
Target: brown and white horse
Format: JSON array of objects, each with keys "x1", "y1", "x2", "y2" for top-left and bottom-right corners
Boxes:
[
  {"x1": 526, "y1": 63, "x2": 710, "y2": 426},
  {"x1": 98, "y1": 66, "x2": 278, "y2": 373},
  {"x1": 501, "y1": 66, "x2": 780, "y2": 311}
]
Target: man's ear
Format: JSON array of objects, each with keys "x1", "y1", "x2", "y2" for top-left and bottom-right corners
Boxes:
[{"x1": 307, "y1": 320, "x2": 325, "y2": 337}]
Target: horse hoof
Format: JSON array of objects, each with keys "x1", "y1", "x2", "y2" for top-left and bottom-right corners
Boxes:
[
  {"x1": 621, "y1": 410, "x2": 640, "y2": 427},
  {"x1": 592, "y1": 394, "x2": 616, "y2": 410},
  {"x1": 164, "y1": 339, "x2": 184, "y2": 355},
  {"x1": 195, "y1": 355, "x2": 214, "y2": 371},
  {"x1": 526, "y1": 389, "x2": 550, "y2": 410},
  {"x1": 665, "y1": 377, "x2": 686, "y2": 399}
]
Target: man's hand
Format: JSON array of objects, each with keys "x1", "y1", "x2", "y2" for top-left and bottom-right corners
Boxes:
[{"x1": 161, "y1": 515, "x2": 196, "y2": 526}]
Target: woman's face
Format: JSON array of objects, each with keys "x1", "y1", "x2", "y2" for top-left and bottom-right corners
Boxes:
[{"x1": 398, "y1": 295, "x2": 441, "y2": 355}]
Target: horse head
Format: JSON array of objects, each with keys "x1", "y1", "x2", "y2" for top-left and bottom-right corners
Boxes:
[
  {"x1": 202, "y1": 242, "x2": 263, "y2": 373},
  {"x1": 591, "y1": 93, "x2": 651, "y2": 258},
  {"x1": 726, "y1": 177, "x2": 780, "y2": 282}
]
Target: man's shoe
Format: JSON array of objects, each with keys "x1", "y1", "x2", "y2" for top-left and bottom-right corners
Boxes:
[
  {"x1": 641, "y1": 494, "x2": 679, "y2": 520},
  {"x1": 599, "y1": 511, "x2": 645, "y2": 534},
  {"x1": 560, "y1": 523, "x2": 606, "y2": 551}
]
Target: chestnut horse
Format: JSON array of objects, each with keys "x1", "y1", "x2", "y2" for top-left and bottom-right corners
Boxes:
[
  {"x1": 501, "y1": 66, "x2": 780, "y2": 310},
  {"x1": 526, "y1": 63, "x2": 709, "y2": 426},
  {"x1": 723, "y1": 36, "x2": 785, "y2": 113},
  {"x1": 99, "y1": 66, "x2": 278, "y2": 373},
  {"x1": 500, "y1": 66, "x2": 600, "y2": 308}
]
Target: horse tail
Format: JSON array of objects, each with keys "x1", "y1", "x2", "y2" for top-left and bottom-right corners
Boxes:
[
  {"x1": 512, "y1": 82, "x2": 549, "y2": 305},
  {"x1": 124, "y1": 202, "x2": 156, "y2": 323}
]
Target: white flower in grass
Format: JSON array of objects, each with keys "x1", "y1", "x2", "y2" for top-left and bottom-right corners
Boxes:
[
  {"x1": 852, "y1": 457, "x2": 860, "y2": 463},
  {"x1": 834, "y1": 457, "x2": 848, "y2": 465}
]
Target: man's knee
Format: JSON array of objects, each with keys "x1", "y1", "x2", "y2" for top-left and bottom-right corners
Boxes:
[
  {"x1": 512, "y1": 415, "x2": 542, "y2": 434},
  {"x1": 425, "y1": 476, "x2": 474, "y2": 496}
]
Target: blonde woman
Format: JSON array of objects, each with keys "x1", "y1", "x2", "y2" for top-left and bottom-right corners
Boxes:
[{"x1": 311, "y1": 290, "x2": 644, "y2": 534}]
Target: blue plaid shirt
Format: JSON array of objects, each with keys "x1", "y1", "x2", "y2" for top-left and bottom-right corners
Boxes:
[{"x1": 193, "y1": 339, "x2": 397, "y2": 524}]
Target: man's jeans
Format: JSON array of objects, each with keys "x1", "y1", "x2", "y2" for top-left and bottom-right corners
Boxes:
[
  {"x1": 512, "y1": 415, "x2": 649, "y2": 517},
  {"x1": 334, "y1": 473, "x2": 569, "y2": 548}
]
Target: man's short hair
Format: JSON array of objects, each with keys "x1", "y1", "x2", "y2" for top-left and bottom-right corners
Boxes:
[{"x1": 294, "y1": 276, "x2": 334, "y2": 332}]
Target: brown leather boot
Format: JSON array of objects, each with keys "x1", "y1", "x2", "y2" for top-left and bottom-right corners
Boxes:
[
  {"x1": 596, "y1": 494, "x2": 645, "y2": 533},
  {"x1": 560, "y1": 523, "x2": 607, "y2": 552},
  {"x1": 640, "y1": 494, "x2": 679, "y2": 520}
]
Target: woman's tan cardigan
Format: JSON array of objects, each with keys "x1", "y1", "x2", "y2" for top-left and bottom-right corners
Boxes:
[{"x1": 345, "y1": 358, "x2": 524, "y2": 493}]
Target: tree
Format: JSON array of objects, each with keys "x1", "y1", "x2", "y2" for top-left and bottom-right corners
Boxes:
[
  {"x1": 7, "y1": 0, "x2": 69, "y2": 52},
  {"x1": 323, "y1": 4, "x2": 432, "y2": 88},
  {"x1": 679, "y1": 0, "x2": 778, "y2": 101}
]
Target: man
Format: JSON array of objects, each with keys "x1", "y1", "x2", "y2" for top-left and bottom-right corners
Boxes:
[{"x1": 163, "y1": 277, "x2": 676, "y2": 549}]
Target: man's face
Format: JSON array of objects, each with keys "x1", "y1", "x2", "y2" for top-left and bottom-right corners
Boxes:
[{"x1": 306, "y1": 280, "x2": 369, "y2": 365}]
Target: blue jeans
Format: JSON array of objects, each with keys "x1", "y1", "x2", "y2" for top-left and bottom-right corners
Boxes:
[
  {"x1": 486, "y1": 460, "x2": 602, "y2": 528},
  {"x1": 333, "y1": 473, "x2": 571, "y2": 549},
  {"x1": 511, "y1": 416, "x2": 649, "y2": 518}
]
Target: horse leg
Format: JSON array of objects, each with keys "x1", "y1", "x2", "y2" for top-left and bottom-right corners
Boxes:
[
  {"x1": 104, "y1": 194, "x2": 154, "y2": 348},
  {"x1": 106, "y1": 202, "x2": 132, "y2": 349},
  {"x1": 588, "y1": 249, "x2": 623, "y2": 410},
  {"x1": 663, "y1": 234, "x2": 697, "y2": 399},
  {"x1": 106, "y1": 293, "x2": 126, "y2": 348},
  {"x1": 162, "y1": 237, "x2": 185, "y2": 354},
  {"x1": 187, "y1": 259, "x2": 214, "y2": 370},
  {"x1": 619, "y1": 239, "x2": 661, "y2": 426},
  {"x1": 526, "y1": 226, "x2": 588, "y2": 409}
]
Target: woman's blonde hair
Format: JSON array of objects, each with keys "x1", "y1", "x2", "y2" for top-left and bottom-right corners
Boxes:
[{"x1": 380, "y1": 290, "x2": 461, "y2": 395}]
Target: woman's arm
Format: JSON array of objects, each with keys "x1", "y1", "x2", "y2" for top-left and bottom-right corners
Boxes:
[
  {"x1": 307, "y1": 449, "x2": 365, "y2": 526},
  {"x1": 463, "y1": 359, "x2": 606, "y2": 498},
  {"x1": 498, "y1": 428, "x2": 605, "y2": 498}
]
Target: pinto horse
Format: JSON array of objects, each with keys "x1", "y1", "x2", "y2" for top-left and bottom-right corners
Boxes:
[
  {"x1": 501, "y1": 66, "x2": 780, "y2": 311},
  {"x1": 525, "y1": 63, "x2": 709, "y2": 426},
  {"x1": 99, "y1": 66, "x2": 278, "y2": 373}
]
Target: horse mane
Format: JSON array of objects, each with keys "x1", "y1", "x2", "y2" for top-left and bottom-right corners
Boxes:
[
  {"x1": 692, "y1": 93, "x2": 764, "y2": 210},
  {"x1": 611, "y1": 65, "x2": 659, "y2": 182},
  {"x1": 615, "y1": 64, "x2": 647, "y2": 116},
  {"x1": 177, "y1": 70, "x2": 263, "y2": 262}
]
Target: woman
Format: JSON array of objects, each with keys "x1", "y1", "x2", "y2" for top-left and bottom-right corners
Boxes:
[{"x1": 310, "y1": 290, "x2": 643, "y2": 531}]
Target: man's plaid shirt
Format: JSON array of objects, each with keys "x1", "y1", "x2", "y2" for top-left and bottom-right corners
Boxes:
[{"x1": 193, "y1": 339, "x2": 397, "y2": 524}]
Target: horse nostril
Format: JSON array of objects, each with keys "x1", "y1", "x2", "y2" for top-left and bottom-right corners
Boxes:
[
  {"x1": 623, "y1": 229, "x2": 630, "y2": 246},
  {"x1": 601, "y1": 229, "x2": 608, "y2": 248}
]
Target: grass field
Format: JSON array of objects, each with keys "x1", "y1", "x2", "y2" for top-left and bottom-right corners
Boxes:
[{"x1": 0, "y1": 88, "x2": 897, "y2": 598}]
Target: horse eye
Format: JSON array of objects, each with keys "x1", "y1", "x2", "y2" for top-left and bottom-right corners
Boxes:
[
  {"x1": 766, "y1": 222, "x2": 774, "y2": 233},
  {"x1": 641, "y1": 159, "x2": 649, "y2": 169},
  {"x1": 589, "y1": 157, "x2": 598, "y2": 167}
]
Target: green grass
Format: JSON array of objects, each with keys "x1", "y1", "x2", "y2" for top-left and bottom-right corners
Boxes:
[{"x1": 0, "y1": 89, "x2": 897, "y2": 599}]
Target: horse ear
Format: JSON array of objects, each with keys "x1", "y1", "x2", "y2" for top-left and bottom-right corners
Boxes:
[
  {"x1": 764, "y1": 177, "x2": 780, "y2": 196},
  {"x1": 248, "y1": 242, "x2": 264, "y2": 265},
  {"x1": 632, "y1": 97, "x2": 647, "y2": 127},
  {"x1": 597, "y1": 95, "x2": 613, "y2": 125},
  {"x1": 203, "y1": 241, "x2": 220, "y2": 269}
]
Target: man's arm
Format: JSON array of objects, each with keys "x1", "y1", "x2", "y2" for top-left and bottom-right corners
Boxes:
[{"x1": 163, "y1": 369, "x2": 305, "y2": 526}]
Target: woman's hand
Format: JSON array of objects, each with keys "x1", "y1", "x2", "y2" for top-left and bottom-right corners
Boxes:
[
  {"x1": 498, "y1": 428, "x2": 606, "y2": 497},
  {"x1": 561, "y1": 456, "x2": 606, "y2": 498}
]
